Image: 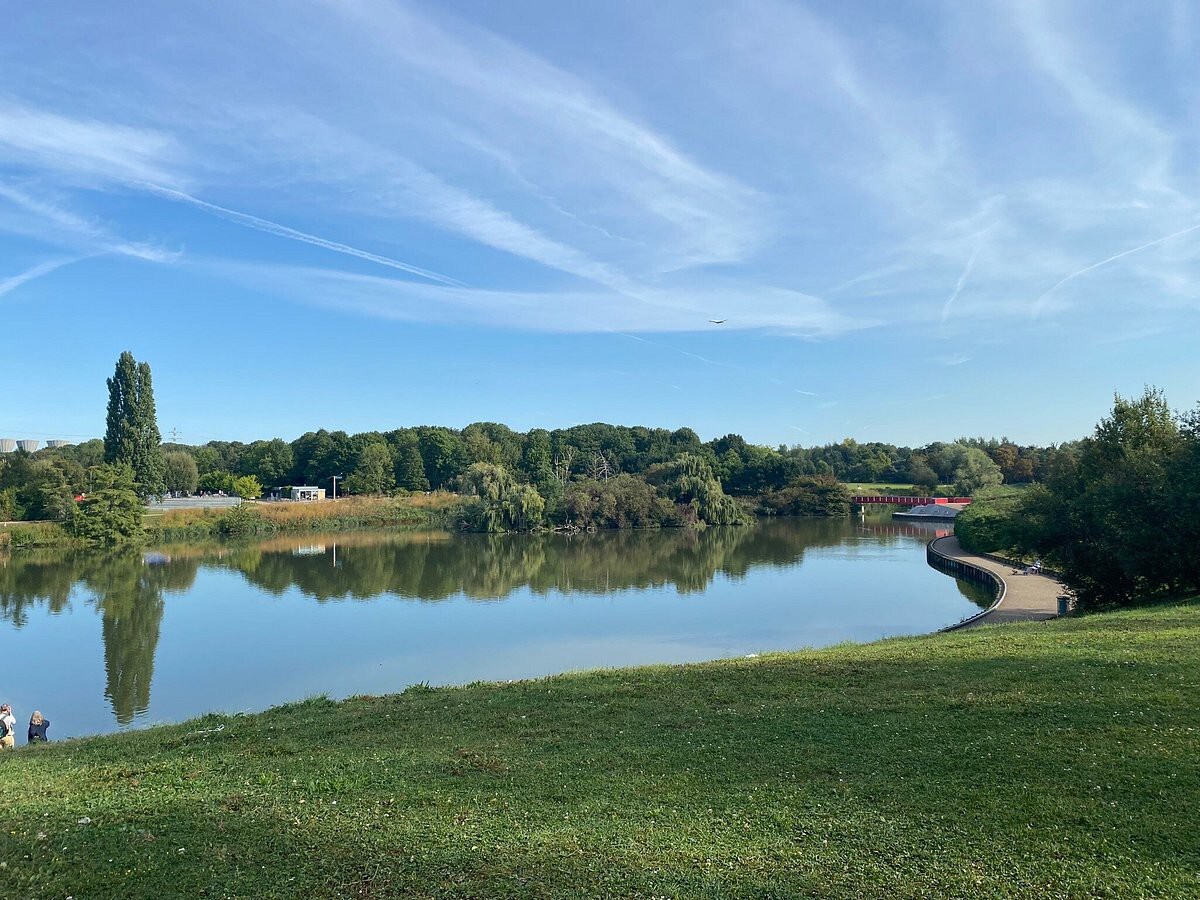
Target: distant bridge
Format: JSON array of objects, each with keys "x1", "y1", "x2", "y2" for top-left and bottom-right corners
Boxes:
[{"x1": 849, "y1": 495, "x2": 972, "y2": 506}]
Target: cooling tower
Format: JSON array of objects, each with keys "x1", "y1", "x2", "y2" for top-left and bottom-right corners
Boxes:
[
  {"x1": 0, "y1": 439, "x2": 15, "y2": 453},
  {"x1": 16, "y1": 439, "x2": 40, "y2": 452},
  {"x1": 46, "y1": 440, "x2": 71, "y2": 449}
]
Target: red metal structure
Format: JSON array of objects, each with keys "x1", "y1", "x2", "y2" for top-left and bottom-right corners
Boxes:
[{"x1": 849, "y1": 495, "x2": 972, "y2": 506}]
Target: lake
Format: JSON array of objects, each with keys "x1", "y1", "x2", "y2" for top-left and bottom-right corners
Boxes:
[{"x1": 0, "y1": 517, "x2": 987, "y2": 740}]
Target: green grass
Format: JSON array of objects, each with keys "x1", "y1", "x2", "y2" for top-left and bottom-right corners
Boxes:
[
  {"x1": 842, "y1": 482, "x2": 952, "y2": 495},
  {"x1": 145, "y1": 494, "x2": 462, "y2": 541},
  {"x1": 0, "y1": 520, "x2": 72, "y2": 549},
  {"x1": 2, "y1": 602, "x2": 1198, "y2": 898}
]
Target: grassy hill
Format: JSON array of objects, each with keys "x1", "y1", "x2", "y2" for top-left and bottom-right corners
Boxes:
[{"x1": 1, "y1": 601, "x2": 1197, "y2": 898}]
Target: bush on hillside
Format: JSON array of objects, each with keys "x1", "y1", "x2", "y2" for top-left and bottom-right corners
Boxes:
[
  {"x1": 758, "y1": 476, "x2": 851, "y2": 517},
  {"x1": 953, "y1": 486, "x2": 1028, "y2": 554}
]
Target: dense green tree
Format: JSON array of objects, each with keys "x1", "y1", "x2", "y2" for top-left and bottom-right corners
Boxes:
[
  {"x1": 759, "y1": 476, "x2": 850, "y2": 517},
  {"x1": 29, "y1": 458, "x2": 84, "y2": 521},
  {"x1": 198, "y1": 470, "x2": 236, "y2": 494},
  {"x1": 953, "y1": 486, "x2": 1027, "y2": 553},
  {"x1": 462, "y1": 422, "x2": 523, "y2": 470},
  {"x1": 199, "y1": 441, "x2": 246, "y2": 475},
  {"x1": 239, "y1": 439, "x2": 294, "y2": 487},
  {"x1": 163, "y1": 451, "x2": 199, "y2": 495},
  {"x1": 393, "y1": 436, "x2": 430, "y2": 491},
  {"x1": 58, "y1": 439, "x2": 105, "y2": 468},
  {"x1": 69, "y1": 464, "x2": 145, "y2": 547},
  {"x1": 1171, "y1": 404, "x2": 1200, "y2": 591},
  {"x1": 561, "y1": 474, "x2": 677, "y2": 529},
  {"x1": 193, "y1": 446, "x2": 223, "y2": 476},
  {"x1": 943, "y1": 444, "x2": 1003, "y2": 496},
  {"x1": 231, "y1": 475, "x2": 263, "y2": 500},
  {"x1": 417, "y1": 427, "x2": 467, "y2": 490},
  {"x1": 103, "y1": 351, "x2": 166, "y2": 500},
  {"x1": 907, "y1": 456, "x2": 940, "y2": 493},
  {"x1": 0, "y1": 453, "x2": 84, "y2": 521},
  {"x1": 1029, "y1": 389, "x2": 1191, "y2": 608},
  {"x1": 344, "y1": 442, "x2": 396, "y2": 495},
  {"x1": 1009, "y1": 451, "x2": 1036, "y2": 483},
  {"x1": 291, "y1": 429, "x2": 355, "y2": 487}
]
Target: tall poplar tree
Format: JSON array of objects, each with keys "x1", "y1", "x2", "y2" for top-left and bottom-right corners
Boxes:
[{"x1": 104, "y1": 351, "x2": 166, "y2": 500}]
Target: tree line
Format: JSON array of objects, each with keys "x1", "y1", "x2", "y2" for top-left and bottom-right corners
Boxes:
[
  {"x1": 161, "y1": 424, "x2": 1072, "y2": 500},
  {"x1": 0, "y1": 351, "x2": 1083, "y2": 539},
  {"x1": 2, "y1": 418, "x2": 1071, "y2": 533}
]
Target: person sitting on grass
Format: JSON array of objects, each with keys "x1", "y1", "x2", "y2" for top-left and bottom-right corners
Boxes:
[
  {"x1": 0, "y1": 704, "x2": 15, "y2": 750},
  {"x1": 27, "y1": 711, "x2": 50, "y2": 743}
]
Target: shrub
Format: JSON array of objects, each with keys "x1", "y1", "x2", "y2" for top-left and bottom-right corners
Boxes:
[
  {"x1": 217, "y1": 504, "x2": 266, "y2": 536},
  {"x1": 759, "y1": 476, "x2": 850, "y2": 517},
  {"x1": 953, "y1": 486, "x2": 1027, "y2": 554}
]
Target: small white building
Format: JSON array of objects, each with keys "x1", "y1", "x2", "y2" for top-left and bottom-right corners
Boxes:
[{"x1": 290, "y1": 486, "x2": 326, "y2": 502}]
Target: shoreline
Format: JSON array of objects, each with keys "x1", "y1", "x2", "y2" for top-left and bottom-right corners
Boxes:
[{"x1": 927, "y1": 534, "x2": 1063, "y2": 629}]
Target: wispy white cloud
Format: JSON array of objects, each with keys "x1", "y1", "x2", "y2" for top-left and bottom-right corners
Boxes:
[
  {"x1": 0, "y1": 99, "x2": 181, "y2": 187},
  {"x1": 1, "y1": 0, "x2": 1195, "y2": 345},
  {"x1": 203, "y1": 259, "x2": 867, "y2": 337},
  {"x1": 312, "y1": 0, "x2": 766, "y2": 271},
  {"x1": 936, "y1": 353, "x2": 972, "y2": 367},
  {"x1": 1007, "y1": 0, "x2": 1174, "y2": 167},
  {"x1": 0, "y1": 182, "x2": 179, "y2": 262}
]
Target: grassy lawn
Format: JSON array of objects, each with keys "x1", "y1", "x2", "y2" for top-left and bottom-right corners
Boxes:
[
  {"x1": 1, "y1": 602, "x2": 1197, "y2": 898},
  {"x1": 842, "y1": 482, "x2": 951, "y2": 495}
]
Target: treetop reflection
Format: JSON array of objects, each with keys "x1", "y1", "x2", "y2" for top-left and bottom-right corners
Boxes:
[{"x1": 0, "y1": 520, "x2": 965, "y2": 725}]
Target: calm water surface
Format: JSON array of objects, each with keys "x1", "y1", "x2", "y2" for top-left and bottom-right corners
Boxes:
[{"x1": 0, "y1": 518, "x2": 986, "y2": 740}]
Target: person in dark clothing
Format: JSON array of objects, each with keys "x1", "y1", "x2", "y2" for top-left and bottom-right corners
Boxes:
[{"x1": 27, "y1": 711, "x2": 50, "y2": 743}]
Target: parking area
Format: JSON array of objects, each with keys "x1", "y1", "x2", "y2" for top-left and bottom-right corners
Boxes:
[{"x1": 145, "y1": 496, "x2": 244, "y2": 512}]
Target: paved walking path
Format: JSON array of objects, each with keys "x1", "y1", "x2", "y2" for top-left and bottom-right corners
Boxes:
[{"x1": 932, "y1": 536, "x2": 1064, "y2": 628}]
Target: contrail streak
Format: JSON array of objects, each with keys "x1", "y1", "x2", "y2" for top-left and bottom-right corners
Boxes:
[
  {"x1": 0, "y1": 257, "x2": 86, "y2": 298},
  {"x1": 616, "y1": 332, "x2": 820, "y2": 396},
  {"x1": 140, "y1": 184, "x2": 463, "y2": 286},
  {"x1": 1032, "y1": 221, "x2": 1200, "y2": 316},
  {"x1": 618, "y1": 332, "x2": 742, "y2": 370},
  {"x1": 941, "y1": 243, "x2": 981, "y2": 324}
]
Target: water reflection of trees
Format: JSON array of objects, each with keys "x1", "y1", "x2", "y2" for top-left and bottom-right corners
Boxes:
[
  {"x1": 82, "y1": 555, "x2": 199, "y2": 724},
  {"x1": 0, "y1": 519, "x2": 942, "y2": 720},
  {"x1": 212, "y1": 519, "x2": 859, "y2": 603},
  {"x1": 0, "y1": 519, "x2": 925, "y2": 620},
  {"x1": 0, "y1": 550, "x2": 199, "y2": 723},
  {"x1": 0, "y1": 549, "x2": 78, "y2": 627}
]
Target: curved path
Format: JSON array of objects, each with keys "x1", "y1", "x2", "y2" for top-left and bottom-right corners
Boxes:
[{"x1": 931, "y1": 535, "x2": 1063, "y2": 629}]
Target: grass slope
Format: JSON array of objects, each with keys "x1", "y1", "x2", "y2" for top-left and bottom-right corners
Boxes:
[{"x1": 1, "y1": 602, "x2": 1198, "y2": 898}]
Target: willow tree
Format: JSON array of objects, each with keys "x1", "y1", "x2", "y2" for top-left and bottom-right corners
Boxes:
[
  {"x1": 460, "y1": 462, "x2": 545, "y2": 532},
  {"x1": 104, "y1": 351, "x2": 166, "y2": 500},
  {"x1": 648, "y1": 453, "x2": 749, "y2": 526}
]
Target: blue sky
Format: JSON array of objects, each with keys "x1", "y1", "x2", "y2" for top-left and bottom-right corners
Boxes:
[{"x1": 1, "y1": 0, "x2": 1197, "y2": 449}]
